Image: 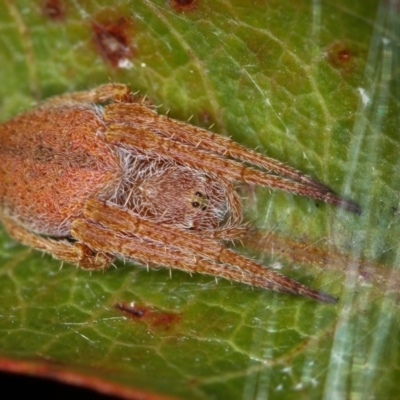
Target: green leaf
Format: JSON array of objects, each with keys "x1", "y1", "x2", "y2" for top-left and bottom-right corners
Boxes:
[{"x1": 0, "y1": 0, "x2": 399, "y2": 399}]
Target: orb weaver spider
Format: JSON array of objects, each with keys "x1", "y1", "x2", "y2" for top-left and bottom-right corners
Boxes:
[{"x1": 0, "y1": 84, "x2": 360, "y2": 303}]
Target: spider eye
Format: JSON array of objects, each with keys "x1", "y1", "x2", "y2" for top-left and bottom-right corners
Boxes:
[{"x1": 191, "y1": 191, "x2": 209, "y2": 211}]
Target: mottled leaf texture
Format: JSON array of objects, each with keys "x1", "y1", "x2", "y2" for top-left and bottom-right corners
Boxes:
[{"x1": 0, "y1": 1, "x2": 399, "y2": 399}]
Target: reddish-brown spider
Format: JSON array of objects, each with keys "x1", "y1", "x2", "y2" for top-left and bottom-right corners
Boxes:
[{"x1": 0, "y1": 84, "x2": 360, "y2": 303}]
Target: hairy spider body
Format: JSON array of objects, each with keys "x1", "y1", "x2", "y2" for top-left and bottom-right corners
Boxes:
[{"x1": 0, "y1": 84, "x2": 360, "y2": 303}]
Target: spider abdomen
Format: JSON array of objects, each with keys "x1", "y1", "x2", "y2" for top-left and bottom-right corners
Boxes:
[{"x1": 0, "y1": 103, "x2": 122, "y2": 236}]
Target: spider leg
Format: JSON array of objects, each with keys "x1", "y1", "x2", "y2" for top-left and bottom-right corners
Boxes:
[
  {"x1": 71, "y1": 199, "x2": 337, "y2": 303},
  {"x1": 0, "y1": 214, "x2": 114, "y2": 270},
  {"x1": 105, "y1": 123, "x2": 361, "y2": 213},
  {"x1": 200, "y1": 225, "x2": 251, "y2": 240},
  {"x1": 104, "y1": 102, "x2": 333, "y2": 192}
]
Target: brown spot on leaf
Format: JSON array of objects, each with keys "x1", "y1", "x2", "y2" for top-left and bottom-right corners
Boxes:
[
  {"x1": 169, "y1": 0, "x2": 198, "y2": 12},
  {"x1": 115, "y1": 302, "x2": 181, "y2": 330},
  {"x1": 326, "y1": 41, "x2": 356, "y2": 72},
  {"x1": 91, "y1": 9, "x2": 135, "y2": 68},
  {"x1": 41, "y1": 0, "x2": 66, "y2": 22},
  {"x1": 337, "y1": 49, "x2": 351, "y2": 62}
]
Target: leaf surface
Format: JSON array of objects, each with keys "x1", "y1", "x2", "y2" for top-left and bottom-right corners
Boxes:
[{"x1": 0, "y1": 0, "x2": 399, "y2": 399}]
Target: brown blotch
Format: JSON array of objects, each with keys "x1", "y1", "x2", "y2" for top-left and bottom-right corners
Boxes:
[
  {"x1": 169, "y1": 0, "x2": 198, "y2": 12},
  {"x1": 41, "y1": 0, "x2": 66, "y2": 21},
  {"x1": 326, "y1": 41, "x2": 356, "y2": 72},
  {"x1": 91, "y1": 10, "x2": 135, "y2": 68},
  {"x1": 115, "y1": 302, "x2": 181, "y2": 330}
]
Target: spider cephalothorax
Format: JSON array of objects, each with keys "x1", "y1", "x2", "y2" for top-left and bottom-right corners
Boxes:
[{"x1": 122, "y1": 158, "x2": 237, "y2": 230}]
